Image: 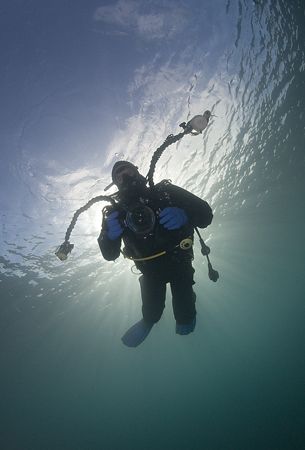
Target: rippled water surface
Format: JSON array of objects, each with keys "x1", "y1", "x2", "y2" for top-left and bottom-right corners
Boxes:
[{"x1": 1, "y1": 1, "x2": 305, "y2": 449}]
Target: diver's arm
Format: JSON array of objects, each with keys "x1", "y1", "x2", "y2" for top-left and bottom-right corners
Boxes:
[
  {"x1": 97, "y1": 213, "x2": 122, "y2": 261},
  {"x1": 97, "y1": 230, "x2": 121, "y2": 261},
  {"x1": 165, "y1": 184, "x2": 213, "y2": 228}
]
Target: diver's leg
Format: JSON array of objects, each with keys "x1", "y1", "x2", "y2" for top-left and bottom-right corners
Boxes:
[
  {"x1": 170, "y1": 265, "x2": 197, "y2": 335},
  {"x1": 139, "y1": 274, "x2": 167, "y2": 324},
  {"x1": 121, "y1": 274, "x2": 166, "y2": 347}
]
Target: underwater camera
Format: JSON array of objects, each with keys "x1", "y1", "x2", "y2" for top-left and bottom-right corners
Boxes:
[{"x1": 125, "y1": 205, "x2": 156, "y2": 235}]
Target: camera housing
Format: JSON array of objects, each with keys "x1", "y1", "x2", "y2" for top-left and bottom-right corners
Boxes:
[{"x1": 125, "y1": 204, "x2": 156, "y2": 235}]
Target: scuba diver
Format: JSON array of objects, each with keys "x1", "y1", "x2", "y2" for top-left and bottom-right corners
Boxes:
[
  {"x1": 55, "y1": 110, "x2": 218, "y2": 348},
  {"x1": 98, "y1": 160, "x2": 213, "y2": 347}
]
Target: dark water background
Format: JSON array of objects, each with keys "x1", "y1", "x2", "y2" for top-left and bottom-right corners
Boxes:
[{"x1": 1, "y1": 1, "x2": 305, "y2": 449}]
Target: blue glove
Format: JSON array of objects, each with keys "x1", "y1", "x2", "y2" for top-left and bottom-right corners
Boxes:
[
  {"x1": 106, "y1": 211, "x2": 124, "y2": 240},
  {"x1": 159, "y1": 207, "x2": 188, "y2": 230}
]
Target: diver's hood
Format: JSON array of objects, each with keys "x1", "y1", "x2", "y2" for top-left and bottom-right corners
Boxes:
[{"x1": 111, "y1": 161, "x2": 138, "y2": 185}]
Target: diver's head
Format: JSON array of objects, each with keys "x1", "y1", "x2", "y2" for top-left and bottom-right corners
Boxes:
[{"x1": 111, "y1": 161, "x2": 146, "y2": 193}]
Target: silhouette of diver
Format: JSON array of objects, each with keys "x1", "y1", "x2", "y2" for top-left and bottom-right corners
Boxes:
[{"x1": 98, "y1": 161, "x2": 213, "y2": 347}]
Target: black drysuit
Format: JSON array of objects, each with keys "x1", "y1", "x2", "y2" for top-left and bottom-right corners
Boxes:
[{"x1": 98, "y1": 182, "x2": 213, "y2": 325}]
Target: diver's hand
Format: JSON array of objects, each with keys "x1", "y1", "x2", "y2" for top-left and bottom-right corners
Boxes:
[
  {"x1": 106, "y1": 211, "x2": 124, "y2": 240},
  {"x1": 159, "y1": 207, "x2": 188, "y2": 230}
]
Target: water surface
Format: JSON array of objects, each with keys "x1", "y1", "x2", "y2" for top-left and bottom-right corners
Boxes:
[{"x1": 1, "y1": 1, "x2": 305, "y2": 449}]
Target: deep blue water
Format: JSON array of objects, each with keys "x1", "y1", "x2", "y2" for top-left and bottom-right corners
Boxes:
[{"x1": 1, "y1": 1, "x2": 305, "y2": 449}]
